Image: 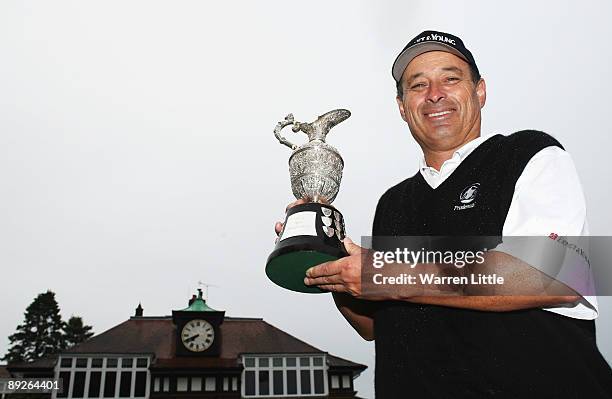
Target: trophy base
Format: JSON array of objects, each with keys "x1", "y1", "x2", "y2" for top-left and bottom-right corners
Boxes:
[{"x1": 266, "y1": 203, "x2": 348, "y2": 293}]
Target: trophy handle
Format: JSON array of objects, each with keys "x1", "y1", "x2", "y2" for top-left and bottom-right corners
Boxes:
[{"x1": 274, "y1": 114, "x2": 299, "y2": 150}]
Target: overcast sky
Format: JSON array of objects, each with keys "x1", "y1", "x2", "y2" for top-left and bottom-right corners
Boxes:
[{"x1": 1, "y1": 1, "x2": 611, "y2": 398}]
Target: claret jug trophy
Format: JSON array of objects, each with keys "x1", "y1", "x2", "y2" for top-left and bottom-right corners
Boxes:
[{"x1": 266, "y1": 109, "x2": 351, "y2": 293}]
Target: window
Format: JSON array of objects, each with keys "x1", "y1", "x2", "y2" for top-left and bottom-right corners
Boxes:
[
  {"x1": 286, "y1": 370, "x2": 297, "y2": 395},
  {"x1": 273, "y1": 371, "x2": 283, "y2": 395},
  {"x1": 259, "y1": 371, "x2": 269, "y2": 395},
  {"x1": 342, "y1": 374, "x2": 351, "y2": 389},
  {"x1": 176, "y1": 377, "x2": 188, "y2": 392},
  {"x1": 104, "y1": 372, "x2": 116, "y2": 397},
  {"x1": 222, "y1": 377, "x2": 229, "y2": 391},
  {"x1": 191, "y1": 377, "x2": 202, "y2": 391},
  {"x1": 313, "y1": 370, "x2": 324, "y2": 394},
  {"x1": 205, "y1": 377, "x2": 215, "y2": 392},
  {"x1": 153, "y1": 378, "x2": 160, "y2": 392},
  {"x1": 163, "y1": 377, "x2": 169, "y2": 392},
  {"x1": 331, "y1": 375, "x2": 340, "y2": 389},
  {"x1": 58, "y1": 372, "x2": 70, "y2": 398},
  {"x1": 89, "y1": 372, "x2": 102, "y2": 397},
  {"x1": 134, "y1": 372, "x2": 147, "y2": 397},
  {"x1": 72, "y1": 372, "x2": 86, "y2": 398},
  {"x1": 55, "y1": 356, "x2": 150, "y2": 399},
  {"x1": 300, "y1": 370, "x2": 311, "y2": 394},
  {"x1": 245, "y1": 371, "x2": 255, "y2": 395},
  {"x1": 231, "y1": 376, "x2": 238, "y2": 391},
  {"x1": 241, "y1": 355, "x2": 327, "y2": 397},
  {"x1": 119, "y1": 372, "x2": 132, "y2": 397}
]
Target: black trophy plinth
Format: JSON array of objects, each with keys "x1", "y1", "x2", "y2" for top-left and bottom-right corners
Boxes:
[{"x1": 266, "y1": 203, "x2": 348, "y2": 293}]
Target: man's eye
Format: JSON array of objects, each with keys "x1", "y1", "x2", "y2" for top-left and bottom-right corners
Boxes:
[
  {"x1": 446, "y1": 77, "x2": 460, "y2": 82},
  {"x1": 410, "y1": 83, "x2": 426, "y2": 90}
]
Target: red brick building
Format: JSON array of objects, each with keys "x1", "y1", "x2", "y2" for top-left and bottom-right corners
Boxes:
[{"x1": 4, "y1": 291, "x2": 366, "y2": 398}]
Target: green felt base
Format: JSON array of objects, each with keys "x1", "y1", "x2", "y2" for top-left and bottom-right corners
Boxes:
[{"x1": 266, "y1": 250, "x2": 339, "y2": 293}]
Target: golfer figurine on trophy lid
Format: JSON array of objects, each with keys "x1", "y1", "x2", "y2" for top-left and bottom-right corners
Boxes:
[{"x1": 266, "y1": 109, "x2": 351, "y2": 293}]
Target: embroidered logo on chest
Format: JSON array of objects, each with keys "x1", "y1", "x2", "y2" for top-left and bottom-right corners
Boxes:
[{"x1": 454, "y1": 183, "x2": 480, "y2": 210}]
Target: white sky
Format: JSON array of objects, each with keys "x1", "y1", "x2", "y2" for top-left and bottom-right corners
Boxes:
[{"x1": 1, "y1": 1, "x2": 611, "y2": 398}]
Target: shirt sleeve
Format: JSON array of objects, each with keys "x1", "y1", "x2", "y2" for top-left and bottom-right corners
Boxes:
[
  {"x1": 502, "y1": 146, "x2": 588, "y2": 237},
  {"x1": 501, "y1": 146, "x2": 598, "y2": 319}
]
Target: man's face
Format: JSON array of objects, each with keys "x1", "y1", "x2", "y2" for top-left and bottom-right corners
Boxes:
[{"x1": 396, "y1": 51, "x2": 486, "y2": 153}]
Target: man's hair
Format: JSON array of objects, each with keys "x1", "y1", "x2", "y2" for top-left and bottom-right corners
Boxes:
[{"x1": 396, "y1": 63, "x2": 481, "y2": 99}]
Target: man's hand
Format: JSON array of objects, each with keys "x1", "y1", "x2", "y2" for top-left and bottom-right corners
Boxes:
[
  {"x1": 303, "y1": 237, "x2": 364, "y2": 297},
  {"x1": 272, "y1": 200, "x2": 376, "y2": 340}
]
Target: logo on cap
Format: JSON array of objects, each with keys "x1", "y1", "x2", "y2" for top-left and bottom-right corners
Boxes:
[{"x1": 415, "y1": 33, "x2": 456, "y2": 46}]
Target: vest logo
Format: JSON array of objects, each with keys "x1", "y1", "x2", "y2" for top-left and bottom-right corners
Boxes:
[{"x1": 454, "y1": 183, "x2": 480, "y2": 211}]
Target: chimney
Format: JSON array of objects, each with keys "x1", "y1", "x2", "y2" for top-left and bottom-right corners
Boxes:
[
  {"x1": 135, "y1": 303, "x2": 143, "y2": 317},
  {"x1": 188, "y1": 295, "x2": 197, "y2": 306}
]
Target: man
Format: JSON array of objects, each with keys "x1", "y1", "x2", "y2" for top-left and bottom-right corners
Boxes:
[{"x1": 277, "y1": 31, "x2": 612, "y2": 397}]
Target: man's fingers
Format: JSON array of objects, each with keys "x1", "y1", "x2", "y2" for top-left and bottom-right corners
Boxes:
[
  {"x1": 316, "y1": 284, "x2": 346, "y2": 293},
  {"x1": 343, "y1": 237, "x2": 362, "y2": 256},
  {"x1": 274, "y1": 221, "x2": 283, "y2": 235},
  {"x1": 304, "y1": 274, "x2": 341, "y2": 286},
  {"x1": 306, "y1": 261, "x2": 342, "y2": 278},
  {"x1": 286, "y1": 198, "x2": 308, "y2": 212}
]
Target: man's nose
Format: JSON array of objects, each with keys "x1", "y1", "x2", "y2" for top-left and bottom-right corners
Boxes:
[{"x1": 426, "y1": 82, "x2": 445, "y2": 103}]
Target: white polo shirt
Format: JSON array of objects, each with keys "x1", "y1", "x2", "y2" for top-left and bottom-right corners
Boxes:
[{"x1": 418, "y1": 134, "x2": 598, "y2": 320}]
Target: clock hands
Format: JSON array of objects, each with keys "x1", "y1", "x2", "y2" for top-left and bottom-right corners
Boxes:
[{"x1": 185, "y1": 334, "x2": 200, "y2": 343}]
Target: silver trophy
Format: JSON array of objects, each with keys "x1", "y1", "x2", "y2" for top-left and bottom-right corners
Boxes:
[{"x1": 266, "y1": 109, "x2": 351, "y2": 293}]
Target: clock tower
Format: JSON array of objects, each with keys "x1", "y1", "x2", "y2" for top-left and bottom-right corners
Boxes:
[{"x1": 172, "y1": 289, "x2": 225, "y2": 357}]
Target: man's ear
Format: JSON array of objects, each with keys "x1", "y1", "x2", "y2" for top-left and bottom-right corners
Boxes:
[
  {"x1": 476, "y1": 78, "x2": 487, "y2": 108},
  {"x1": 396, "y1": 96, "x2": 407, "y2": 122}
]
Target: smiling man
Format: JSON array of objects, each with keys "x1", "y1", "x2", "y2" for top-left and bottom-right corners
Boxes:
[{"x1": 286, "y1": 30, "x2": 612, "y2": 397}]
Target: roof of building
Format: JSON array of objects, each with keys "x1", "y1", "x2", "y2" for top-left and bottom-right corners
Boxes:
[
  {"x1": 5, "y1": 356, "x2": 57, "y2": 370},
  {"x1": 63, "y1": 316, "x2": 365, "y2": 371},
  {"x1": 0, "y1": 365, "x2": 11, "y2": 377},
  {"x1": 179, "y1": 289, "x2": 219, "y2": 312}
]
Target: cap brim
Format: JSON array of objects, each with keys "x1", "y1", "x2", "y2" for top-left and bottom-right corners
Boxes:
[{"x1": 392, "y1": 42, "x2": 469, "y2": 82}]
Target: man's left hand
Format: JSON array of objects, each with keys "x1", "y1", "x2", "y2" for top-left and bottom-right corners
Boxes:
[{"x1": 304, "y1": 237, "x2": 364, "y2": 297}]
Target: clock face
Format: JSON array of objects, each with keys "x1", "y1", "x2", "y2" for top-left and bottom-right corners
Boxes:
[{"x1": 181, "y1": 319, "x2": 215, "y2": 352}]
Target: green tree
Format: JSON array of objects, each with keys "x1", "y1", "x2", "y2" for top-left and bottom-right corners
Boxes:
[
  {"x1": 63, "y1": 316, "x2": 94, "y2": 348},
  {"x1": 2, "y1": 291, "x2": 65, "y2": 363}
]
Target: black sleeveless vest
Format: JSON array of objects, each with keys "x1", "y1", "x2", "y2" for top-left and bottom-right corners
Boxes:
[{"x1": 372, "y1": 131, "x2": 612, "y2": 398}]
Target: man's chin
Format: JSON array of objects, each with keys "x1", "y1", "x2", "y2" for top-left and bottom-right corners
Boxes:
[{"x1": 422, "y1": 130, "x2": 471, "y2": 151}]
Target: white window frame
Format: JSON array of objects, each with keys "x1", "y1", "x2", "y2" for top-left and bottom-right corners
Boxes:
[
  {"x1": 240, "y1": 354, "x2": 328, "y2": 397},
  {"x1": 52, "y1": 355, "x2": 151, "y2": 399}
]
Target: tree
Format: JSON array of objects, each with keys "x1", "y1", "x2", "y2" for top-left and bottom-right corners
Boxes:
[
  {"x1": 2, "y1": 291, "x2": 65, "y2": 363},
  {"x1": 63, "y1": 316, "x2": 94, "y2": 348}
]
